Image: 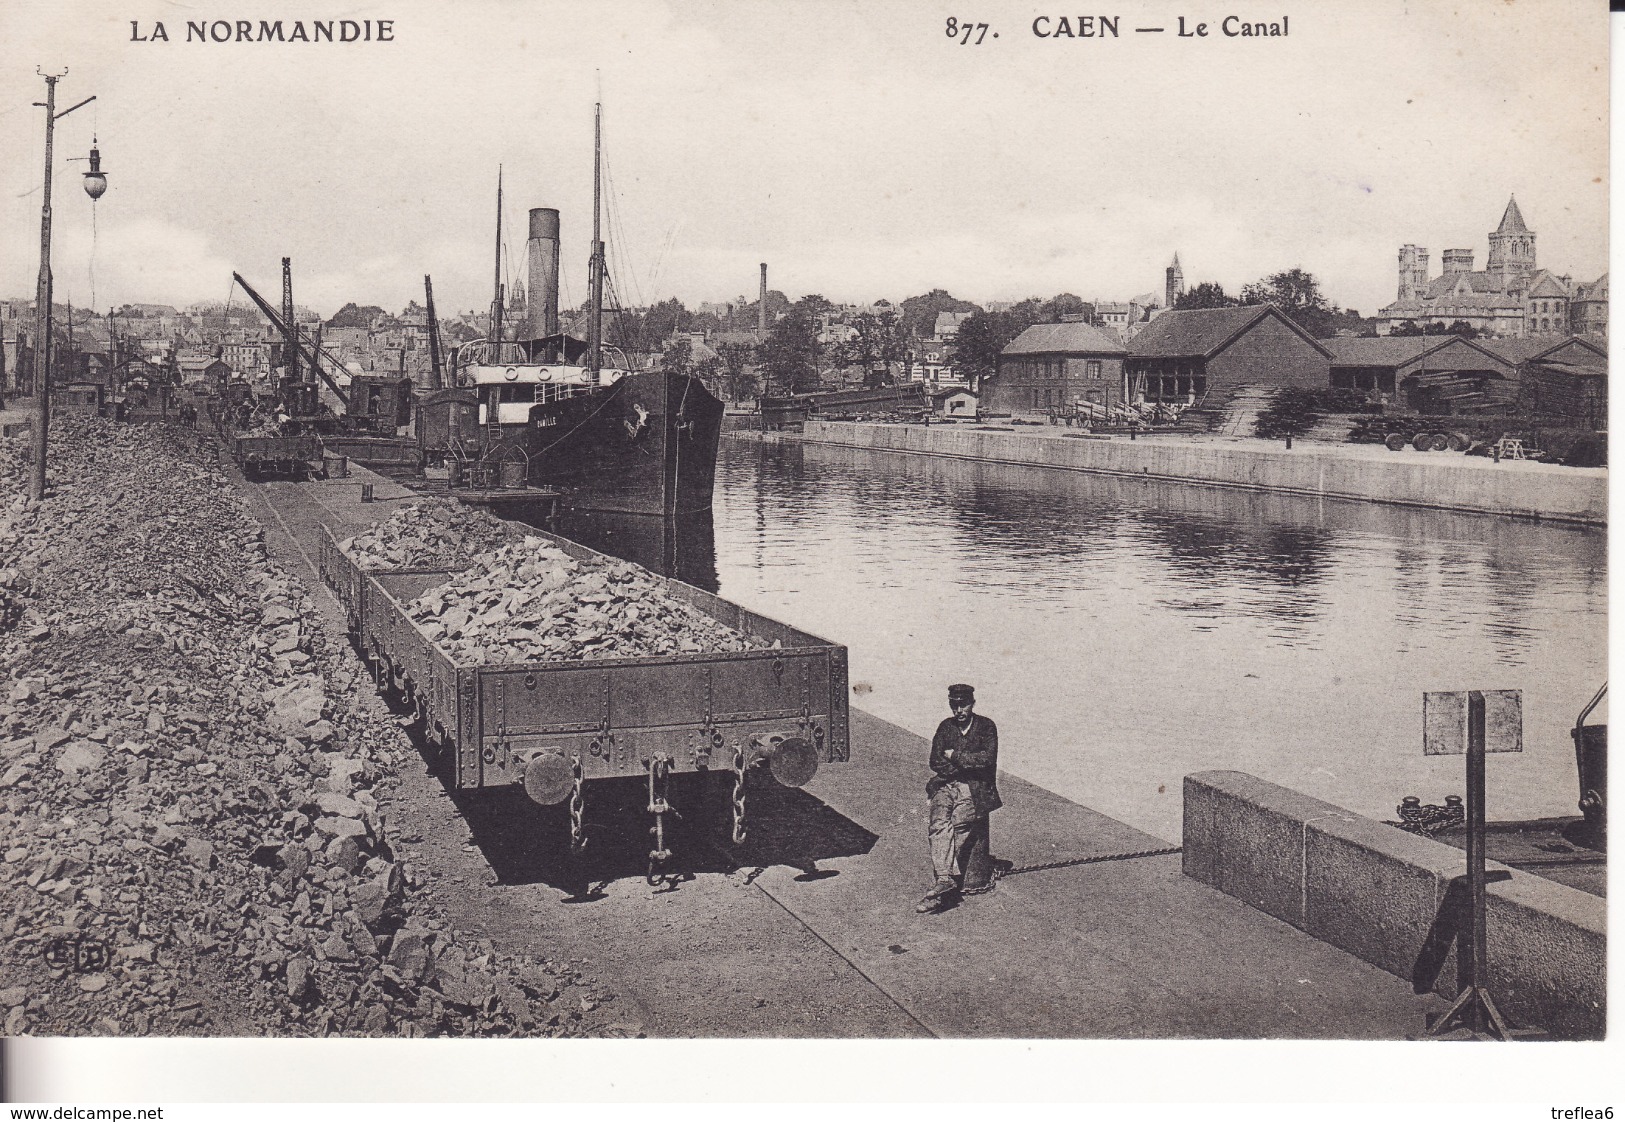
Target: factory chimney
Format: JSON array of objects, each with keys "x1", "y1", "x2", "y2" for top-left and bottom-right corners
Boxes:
[
  {"x1": 758, "y1": 262, "x2": 768, "y2": 340},
  {"x1": 525, "y1": 207, "x2": 561, "y2": 347}
]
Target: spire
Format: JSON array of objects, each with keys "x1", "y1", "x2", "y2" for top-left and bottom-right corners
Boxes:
[
  {"x1": 1496, "y1": 195, "x2": 1529, "y2": 234},
  {"x1": 1171, "y1": 251, "x2": 1181, "y2": 267}
]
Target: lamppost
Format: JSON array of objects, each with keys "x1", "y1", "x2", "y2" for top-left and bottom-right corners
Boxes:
[{"x1": 30, "y1": 67, "x2": 103, "y2": 501}]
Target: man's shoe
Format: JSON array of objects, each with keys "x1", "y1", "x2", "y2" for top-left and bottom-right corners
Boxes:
[{"x1": 916, "y1": 878, "x2": 959, "y2": 912}]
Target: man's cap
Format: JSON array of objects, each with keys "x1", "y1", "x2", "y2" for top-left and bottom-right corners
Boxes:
[{"x1": 947, "y1": 683, "x2": 975, "y2": 702}]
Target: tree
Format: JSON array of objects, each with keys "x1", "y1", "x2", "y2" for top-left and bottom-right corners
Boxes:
[
  {"x1": 692, "y1": 354, "x2": 725, "y2": 398},
  {"x1": 1041, "y1": 293, "x2": 1091, "y2": 322},
  {"x1": 1239, "y1": 268, "x2": 1344, "y2": 337},
  {"x1": 326, "y1": 303, "x2": 389, "y2": 329},
  {"x1": 715, "y1": 341, "x2": 759, "y2": 403},
  {"x1": 850, "y1": 311, "x2": 908, "y2": 387},
  {"x1": 641, "y1": 297, "x2": 690, "y2": 349},
  {"x1": 953, "y1": 309, "x2": 1027, "y2": 390},
  {"x1": 1174, "y1": 282, "x2": 1240, "y2": 311},
  {"x1": 1445, "y1": 320, "x2": 1480, "y2": 338},
  {"x1": 900, "y1": 289, "x2": 981, "y2": 339},
  {"x1": 759, "y1": 306, "x2": 821, "y2": 395},
  {"x1": 659, "y1": 335, "x2": 695, "y2": 376},
  {"x1": 736, "y1": 289, "x2": 790, "y2": 334}
]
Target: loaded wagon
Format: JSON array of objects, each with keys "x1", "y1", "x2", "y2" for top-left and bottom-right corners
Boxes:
[
  {"x1": 318, "y1": 523, "x2": 850, "y2": 881},
  {"x1": 230, "y1": 433, "x2": 324, "y2": 479}
]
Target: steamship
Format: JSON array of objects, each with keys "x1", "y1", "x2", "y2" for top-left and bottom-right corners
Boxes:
[{"x1": 451, "y1": 109, "x2": 723, "y2": 518}]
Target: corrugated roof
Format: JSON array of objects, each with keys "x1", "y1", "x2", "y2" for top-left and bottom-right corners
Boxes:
[{"x1": 1001, "y1": 321, "x2": 1126, "y2": 356}]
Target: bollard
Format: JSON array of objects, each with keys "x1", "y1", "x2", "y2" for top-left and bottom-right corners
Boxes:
[
  {"x1": 1285, "y1": 433, "x2": 1293, "y2": 450},
  {"x1": 360, "y1": 482, "x2": 374, "y2": 503}
]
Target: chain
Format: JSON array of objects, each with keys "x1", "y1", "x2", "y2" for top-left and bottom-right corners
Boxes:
[
  {"x1": 730, "y1": 743, "x2": 748, "y2": 846},
  {"x1": 568, "y1": 758, "x2": 586, "y2": 853},
  {"x1": 997, "y1": 846, "x2": 1181, "y2": 879},
  {"x1": 646, "y1": 756, "x2": 673, "y2": 886}
]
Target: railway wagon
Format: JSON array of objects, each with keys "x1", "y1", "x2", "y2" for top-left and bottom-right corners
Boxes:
[
  {"x1": 318, "y1": 524, "x2": 849, "y2": 872},
  {"x1": 231, "y1": 434, "x2": 323, "y2": 479}
]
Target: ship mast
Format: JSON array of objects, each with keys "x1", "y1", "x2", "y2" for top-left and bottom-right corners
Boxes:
[
  {"x1": 588, "y1": 102, "x2": 605, "y2": 379},
  {"x1": 489, "y1": 165, "x2": 505, "y2": 345}
]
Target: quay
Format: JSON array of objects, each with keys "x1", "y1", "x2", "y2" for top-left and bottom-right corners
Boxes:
[
  {"x1": 740, "y1": 421, "x2": 1607, "y2": 527},
  {"x1": 237, "y1": 461, "x2": 1599, "y2": 1039}
]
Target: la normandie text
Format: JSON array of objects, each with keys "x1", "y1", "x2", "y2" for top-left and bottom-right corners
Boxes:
[{"x1": 129, "y1": 20, "x2": 394, "y2": 43}]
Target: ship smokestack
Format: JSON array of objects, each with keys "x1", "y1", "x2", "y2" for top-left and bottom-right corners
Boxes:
[
  {"x1": 758, "y1": 262, "x2": 768, "y2": 339},
  {"x1": 525, "y1": 207, "x2": 561, "y2": 342}
]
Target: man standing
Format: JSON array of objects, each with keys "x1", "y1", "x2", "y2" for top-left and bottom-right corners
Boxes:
[{"x1": 918, "y1": 683, "x2": 1002, "y2": 913}]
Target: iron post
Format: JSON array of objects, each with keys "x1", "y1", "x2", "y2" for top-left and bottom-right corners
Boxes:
[{"x1": 30, "y1": 69, "x2": 97, "y2": 501}]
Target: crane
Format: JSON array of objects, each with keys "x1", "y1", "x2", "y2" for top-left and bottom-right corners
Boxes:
[{"x1": 231, "y1": 269, "x2": 347, "y2": 407}]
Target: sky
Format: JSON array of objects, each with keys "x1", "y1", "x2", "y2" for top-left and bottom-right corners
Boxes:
[{"x1": 0, "y1": 0, "x2": 1608, "y2": 321}]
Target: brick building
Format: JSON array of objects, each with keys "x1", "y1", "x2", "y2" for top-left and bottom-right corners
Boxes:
[
  {"x1": 985, "y1": 321, "x2": 1126, "y2": 414},
  {"x1": 1124, "y1": 305, "x2": 1331, "y2": 404}
]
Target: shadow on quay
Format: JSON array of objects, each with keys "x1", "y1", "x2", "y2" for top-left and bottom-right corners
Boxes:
[{"x1": 445, "y1": 771, "x2": 880, "y2": 900}]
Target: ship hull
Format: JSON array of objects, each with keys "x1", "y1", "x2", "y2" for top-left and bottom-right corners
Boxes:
[{"x1": 484, "y1": 370, "x2": 724, "y2": 517}]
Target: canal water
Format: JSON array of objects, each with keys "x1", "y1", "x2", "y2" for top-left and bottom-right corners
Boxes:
[{"x1": 707, "y1": 438, "x2": 1607, "y2": 843}]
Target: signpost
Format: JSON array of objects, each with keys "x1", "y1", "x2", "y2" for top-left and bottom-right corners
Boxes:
[{"x1": 1420, "y1": 688, "x2": 1521, "y2": 1040}]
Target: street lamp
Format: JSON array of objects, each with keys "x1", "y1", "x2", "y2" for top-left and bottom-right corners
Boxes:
[
  {"x1": 29, "y1": 67, "x2": 101, "y2": 501},
  {"x1": 81, "y1": 140, "x2": 108, "y2": 200}
]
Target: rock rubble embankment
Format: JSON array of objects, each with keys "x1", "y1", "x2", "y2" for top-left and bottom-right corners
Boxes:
[{"x1": 0, "y1": 417, "x2": 625, "y2": 1037}]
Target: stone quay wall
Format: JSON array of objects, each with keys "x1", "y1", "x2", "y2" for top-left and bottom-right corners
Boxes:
[
  {"x1": 1182, "y1": 770, "x2": 1605, "y2": 1040},
  {"x1": 782, "y1": 422, "x2": 1606, "y2": 526}
]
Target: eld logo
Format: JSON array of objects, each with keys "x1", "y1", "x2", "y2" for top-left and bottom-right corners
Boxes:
[{"x1": 42, "y1": 933, "x2": 110, "y2": 973}]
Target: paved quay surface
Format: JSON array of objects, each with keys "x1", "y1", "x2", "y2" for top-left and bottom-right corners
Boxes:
[{"x1": 243, "y1": 462, "x2": 1448, "y2": 1038}]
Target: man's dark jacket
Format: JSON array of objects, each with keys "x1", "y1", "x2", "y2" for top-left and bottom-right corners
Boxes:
[{"x1": 927, "y1": 714, "x2": 1002, "y2": 815}]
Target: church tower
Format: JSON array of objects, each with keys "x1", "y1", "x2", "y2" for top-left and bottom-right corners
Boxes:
[
  {"x1": 1164, "y1": 252, "x2": 1184, "y2": 308},
  {"x1": 1487, "y1": 195, "x2": 1536, "y2": 295},
  {"x1": 1398, "y1": 244, "x2": 1430, "y2": 301}
]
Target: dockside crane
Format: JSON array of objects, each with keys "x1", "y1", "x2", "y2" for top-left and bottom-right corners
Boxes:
[
  {"x1": 424, "y1": 274, "x2": 444, "y2": 391},
  {"x1": 280, "y1": 256, "x2": 299, "y2": 386},
  {"x1": 231, "y1": 268, "x2": 347, "y2": 407}
]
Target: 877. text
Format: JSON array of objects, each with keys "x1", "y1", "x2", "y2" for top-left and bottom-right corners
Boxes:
[{"x1": 946, "y1": 18, "x2": 996, "y2": 44}]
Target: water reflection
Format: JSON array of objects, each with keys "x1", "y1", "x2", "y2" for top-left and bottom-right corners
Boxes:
[
  {"x1": 552, "y1": 509, "x2": 719, "y2": 593},
  {"x1": 711, "y1": 439, "x2": 1607, "y2": 841}
]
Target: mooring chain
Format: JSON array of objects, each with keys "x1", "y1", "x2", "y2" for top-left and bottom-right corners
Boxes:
[
  {"x1": 730, "y1": 743, "x2": 748, "y2": 846},
  {"x1": 997, "y1": 845, "x2": 1182, "y2": 880},
  {"x1": 568, "y1": 758, "x2": 587, "y2": 853},
  {"x1": 646, "y1": 756, "x2": 674, "y2": 886}
]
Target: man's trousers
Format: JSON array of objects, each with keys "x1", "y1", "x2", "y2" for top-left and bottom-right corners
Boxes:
[{"x1": 928, "y1": 781, "x2": 992, "y2": 888}]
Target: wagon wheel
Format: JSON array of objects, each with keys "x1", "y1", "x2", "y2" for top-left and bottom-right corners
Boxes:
[
  {"x1": 1446, "y1": 431, "x2": 1472, "y2": 452},
  {"x1": 1428, "y1": 433, "x2": 1451, "y2": 452},
  {"x1": 1384, "y1": 433, "x2": 1408, "y2": 452},
  {"x1": 1411, "y1": 431, "x2": 1435, "y2": 452}
]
